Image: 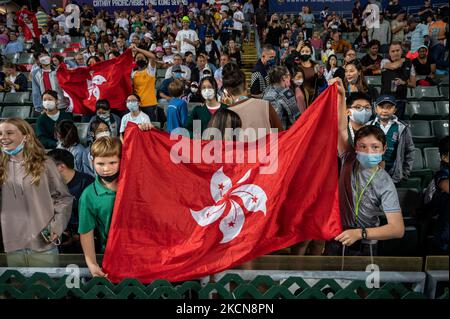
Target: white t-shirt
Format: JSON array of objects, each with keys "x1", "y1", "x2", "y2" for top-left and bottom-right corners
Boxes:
[
  {"x1": 233, "y1": 10, "x2": 244, "y2": 31},
  {"x1": 176, "y1": 29, "x2": 199, "y2": 55},
  {"x1": 116, "y1": 18, "x2": 129, "y2": 30},
  {"x1": 120, "y1": 111, "x2": 151, "y2": 133}
]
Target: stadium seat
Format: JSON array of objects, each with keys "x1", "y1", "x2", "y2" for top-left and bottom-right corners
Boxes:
[
  {"x1": 431, "y1": 120, "x2": 449, "y2": 140},
  {"x1": 423, "y1": 147, "x2": 441, "y2": 172},
  {"x1": 396, "y1": 188, "x2": 422, "y2": 217},
  {"x1": 413, "y1": 86, "x2": 444, "y2": 100},
  {"x1": 152, "y1": 122, "x2": 161, "y2": 129},
  {"x1": 405, "y1": 101, "x2": 439, "y2": 120},
  {"x1": 0, "y1": 92, "x2": 4, "y2": 102},
  {"x1": 74, "y1": 123, "x2": 90, "y2": 146},
  {"x1": 16, "y1": 53, "x2": 34, "y2": 64},
  {"x1": 187, "y1": 103, "x2": 198, "y2": 113},
  {"x1": 1, "y1": 106, "x2": 31, "y2": 119},
  {"x1": 407, "y1": 120, "x2": 435, "y2": 145},
  {"x1": 4, "y1": 53, "x2": 19, "y2": 63},
  {"x1": 3, "y1": 92, "x2": 30, "y2": 104},
  {"x1": 412, "y1": 148, "x2": 424, "y2": 170},
  {"x1": 356, "y1": 52, "x2": 365, "y2": 60},
  {"x1": 378, "y1": 226, "x2": 418, "y2": 256},
  {"x1": 439, "y1": 85, "x2": 449, "y2": 98},
  {"x1": 156, "y1": 68, "x2": 167, "y2": 78},
  {"x1": 365, "y1": 76, "x2": 381, "y2": 86},
  {"x1": 435, "y1": 101, "x2": 449, "y2": 118},
  {"x1": 396, "y1": 177, "x2": 423, "y2": 192}
]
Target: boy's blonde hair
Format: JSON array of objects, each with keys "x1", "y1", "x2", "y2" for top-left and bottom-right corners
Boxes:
[{"x1": 91, "y1": 137, "x2": 122, "y2": 159}]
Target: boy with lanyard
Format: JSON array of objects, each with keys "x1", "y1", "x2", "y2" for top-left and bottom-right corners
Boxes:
[
  {"x1": 366, "y1": 95, "x2": 415, "y2": 185},
  {"x1": 326, "y1": 77, "x2": 405, "y2": 256}
]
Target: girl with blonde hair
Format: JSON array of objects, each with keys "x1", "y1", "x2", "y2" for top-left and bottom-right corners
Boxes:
[{"x1": 0, "y1": 118, "x2": 72, "y2": 266}]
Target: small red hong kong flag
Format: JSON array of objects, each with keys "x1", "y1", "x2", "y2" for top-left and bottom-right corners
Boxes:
[
  {"x1": 56, "y1": 49, "x2": 134, "y2": 115},
  {"x1": 102, "y1": 85, "x2": 342, "y2": 283}
]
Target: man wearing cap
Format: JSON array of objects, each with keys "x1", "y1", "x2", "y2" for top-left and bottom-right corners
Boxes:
[
  {"x1": 164, "y1": 54, "x2": 191, "y2": 81},
  {"x1": 176, "y1": 16, "x2": 199, "y2": 57},
  {"x1": 407, "y1": 16, "x2": 430, "y2": 60},
  {"x1": 191, "y1": 54, "x2": 213, "y2": 84},
  {"x1": 198, "y1": 32, "x2": 221, "y2": 66},
  {"x1": 412, "y1": 45, "x2": 436, "y2": 84},
  {"x1": 366, "y1": 95, "x2": 415, "y2": 184}
]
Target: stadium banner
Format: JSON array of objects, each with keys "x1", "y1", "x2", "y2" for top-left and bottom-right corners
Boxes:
[{"x1": 40, "y1": 0, "x2": 206, "y2": 13}]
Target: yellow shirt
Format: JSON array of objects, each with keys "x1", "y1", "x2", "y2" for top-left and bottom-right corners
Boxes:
[{"x1": 132, "y1": 65, "x2": 157, "y2": 107}]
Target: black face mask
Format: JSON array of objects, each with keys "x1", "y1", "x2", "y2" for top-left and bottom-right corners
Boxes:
[
  {"x1": 300, "y1": 54, "x2": 311, "y2": 61},
  {"x1": 99, "y1": 171, "x2": 120, "y2": 183},
  {"x1": 136, "y1": 59, "x2": 148, "y2": 68}
]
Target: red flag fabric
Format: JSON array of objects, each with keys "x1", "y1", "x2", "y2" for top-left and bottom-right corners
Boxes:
[
  {"x1": 16, "y1": 10, "x2": 41, "y2": 41},
  {"x1": 56, "y1": 49, "x2": 134, "y2": 115},
  {"x1": 102, "y1": 85, "x2": 342, "y2": 283}
]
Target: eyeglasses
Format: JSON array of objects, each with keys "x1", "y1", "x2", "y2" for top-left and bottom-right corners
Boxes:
[{"x1": 352, "y1": 104, "x2": 371, "y2": 111}]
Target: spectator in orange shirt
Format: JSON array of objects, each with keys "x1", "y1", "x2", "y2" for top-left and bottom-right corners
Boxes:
[{"x1": 330, "y1": 30, "x2": 352, "y2": 54}]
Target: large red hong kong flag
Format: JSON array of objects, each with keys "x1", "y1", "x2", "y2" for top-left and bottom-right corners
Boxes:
[
  {"x1": 103, "y1": 85, "x2": 342, "y2": 283},
  {"x1": 56, "y1": 49, "x2": 134, "y2": 115}
]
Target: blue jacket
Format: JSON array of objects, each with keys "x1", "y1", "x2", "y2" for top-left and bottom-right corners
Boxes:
[{"x1": 166, "y1": 98, "x2": 188, "y2": 133}]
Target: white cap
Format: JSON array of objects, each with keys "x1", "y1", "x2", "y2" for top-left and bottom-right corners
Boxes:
[
  {"x1": 149, "y1": 43, "x2": 157, "y2": 51},
  {"x1": 144, "y1": 32, "x2": 153, "y2": 39},
  {"x1": 163, "y1": 42, "x2": 171, "y2": 49}
]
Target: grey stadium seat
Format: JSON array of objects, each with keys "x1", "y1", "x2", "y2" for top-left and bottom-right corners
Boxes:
[
  {"x1": 423, "y1": 147, "x2": 441, "y2": 172},
  {"x1": 1, "y1": 106, "x2": 31, "y2": 119},
  {"x1": 74, "y1": 123, "x2": 90, "y2": 146},
  {"x1": 432, "y1": 120, "x2": 449, "y2": 140}
]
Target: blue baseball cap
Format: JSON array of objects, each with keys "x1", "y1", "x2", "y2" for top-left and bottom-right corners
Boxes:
[{"x1": 375, "y1": 95, "x2": 397, "y2": 107}]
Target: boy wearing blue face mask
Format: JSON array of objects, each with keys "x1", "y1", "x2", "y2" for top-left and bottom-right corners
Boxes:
[
  {"x1": 327, "y1": 77, "x2": 405, "y2": 256},
  {"x1": 119, "y1": 94, "x2": 151, "y2": 142},
  {"x1": 366, "y1": 95, "x2": 415, "y2": 184},
  {"x1": 345, "y1": 92, "x2": 374, "y2": 147}
]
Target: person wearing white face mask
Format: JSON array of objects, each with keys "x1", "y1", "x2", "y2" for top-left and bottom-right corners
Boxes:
[
  {"x1": 291, "y1": 66, "x2": 308, "y2": 114},
  {"x1": 81, "y1": 118, "x2": 112, "y2": 177},
  {"x1": 325, "y1": 77, "x2": 405, "y2": 256},
  {"x1": 36, "y1": 90, "x2": 73, "y2": 149},
  {"x1": 185, "y1": 76, "x2": 228, "y2": 137},
  {"x1": 119, "y1": 94, "x2": 152, "y2": 142},
  {"x1": 31, "y1": 52, "x2": 66, "y2": 114},
  {"x1": 87, "y1": 99, "x2": 121, "y2": 144}
]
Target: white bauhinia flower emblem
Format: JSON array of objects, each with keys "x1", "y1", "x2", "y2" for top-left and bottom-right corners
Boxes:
[
  {"x1": 87, "y1": 74, "x2": 107, "y2": 101},
  {"x1": 190, "y1": 167, "x2": 267, "y2": 243}
]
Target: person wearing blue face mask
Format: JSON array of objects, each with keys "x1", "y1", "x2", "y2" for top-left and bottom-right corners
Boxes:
[
  {"x1": 0, "y1": 118, "x2": 72, "y2": 267},
  {"x1": 119, "y1": 94, "x2": 152, "y2": 142},
  {"x1": 345, "y1": 92, "x2": 374, "y2": 148},
  {"x1": 366, "y1": 95, "x2": 415, "y2": 184},
  {"x1": 325, "y1": 77, "x2": 405, "y2": 257}
]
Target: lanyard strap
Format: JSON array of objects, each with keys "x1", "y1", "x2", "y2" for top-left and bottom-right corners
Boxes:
[{"x1": 354, "y1": 167, "x2": 379, "y2": 223}]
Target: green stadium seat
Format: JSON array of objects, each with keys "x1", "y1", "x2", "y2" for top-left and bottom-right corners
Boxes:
[
  {"x1": 1, "y1": 106, "x2": 31, "y2": 119},
  {"x1": 396, "y1": 188, "x2": 422, "y2": 217},
  {"x1": 413, "y1": 86, "x2": 444, "y2": 100},
  {"x1": 0, "y1": 92, "x2": 4, "y2": 102},
  {"x1": 156, "y1": 68, "x2": 167, "y2": 78},
  {"x1": 412, "y1": 148, "x2": 424, "y2": 170},
  {"x1": 408, "y1": 120, "x2": 434, "y2": 143},
  {"x1": 439, "y1": 86, "x2": 449, "y2": 98},
  {"x1": 435, "y1": 101, "x2": 449, "y2": 118},
  {"x1": 431, "y1": 120, "x2": 449, "y2": 140},
  {"x1": 378, "y1": 225, "x2": 418, "y2": 256},
  {"x1": 74, "y1": 123, "x2": 90, "y2": 146},
  {"x1": 16, "y1": 53, "x2": 34, "y2": 64},
  {"x1": 3, "y1": 92, "x2": 31, "y2": 104},
  {"x1": 365, "y1": 76, "x2": 381, "y2": 86},
  {"x1": 405, "y1": 101, "x2": 439, "y2": 120},
  {"x1": 423, "y1": 147, "x2": 441, "y2": 172},
  {"x1": 396, "y1": 177, "x2": 423, "y2": 192}
]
